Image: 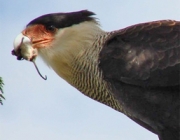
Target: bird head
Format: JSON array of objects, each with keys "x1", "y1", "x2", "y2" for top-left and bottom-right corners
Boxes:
[
  {"x1": 12, "y1": 10, "x2": 100, "y2": 80},
  {"x1": 12, "y1": 10, "x2": 96, "y2": 61}
]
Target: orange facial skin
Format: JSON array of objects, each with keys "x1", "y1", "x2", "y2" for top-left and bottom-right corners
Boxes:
[{"x1": 22, "y1": 24, "x2": 57, "y2": 49}]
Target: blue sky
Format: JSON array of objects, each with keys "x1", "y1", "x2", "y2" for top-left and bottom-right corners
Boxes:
[{"x1": 0, "y1": 1, "x2": 180, "y2": 140}]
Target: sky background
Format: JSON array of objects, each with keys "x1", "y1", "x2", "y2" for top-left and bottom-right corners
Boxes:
[{"x1": 0, "y1": 1, "x2": 180, "y2": 140}]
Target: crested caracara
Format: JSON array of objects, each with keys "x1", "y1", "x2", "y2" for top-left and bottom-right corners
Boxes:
[{"x1": 12, "y1": 10, "x2": 180, "y2": 140}]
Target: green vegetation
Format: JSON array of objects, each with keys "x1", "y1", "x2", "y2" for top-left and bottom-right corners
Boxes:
[{"x1": 0, "y1": 77, "x2": 5, "y2": 105}]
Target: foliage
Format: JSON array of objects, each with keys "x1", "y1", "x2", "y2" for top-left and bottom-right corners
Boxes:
[{"x1": 0, "y1": 77, "x2": 5, "y2": 105}]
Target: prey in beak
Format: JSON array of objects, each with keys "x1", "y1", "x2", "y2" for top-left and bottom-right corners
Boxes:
[
  {"x1": 12, "y1": 33, "x2": 47, "y2": 80},
  {"x1": 11, "y1": 24, "x2": 56, "y2": 80},
  {"x1": 12, "y1": 33, "x2": 38, "y2": 61}
]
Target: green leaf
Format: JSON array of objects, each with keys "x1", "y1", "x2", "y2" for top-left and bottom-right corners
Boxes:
[{"x1": 0, "y1": 77, "x2": 5, "y2": 105}]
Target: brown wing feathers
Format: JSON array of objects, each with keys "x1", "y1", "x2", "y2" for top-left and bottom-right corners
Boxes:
[{"x1": 99, "y1": 20, "x2": 180, "y2": 86}]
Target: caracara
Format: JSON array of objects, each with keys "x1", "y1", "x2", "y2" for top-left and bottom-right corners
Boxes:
[{"x1": 12, "y1": 10, "x2": 180, "y2": 140}]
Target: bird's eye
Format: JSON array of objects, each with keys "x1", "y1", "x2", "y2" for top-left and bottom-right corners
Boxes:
[{"x1": 46, "y1": 25, "x2": 56, "y2": 32}]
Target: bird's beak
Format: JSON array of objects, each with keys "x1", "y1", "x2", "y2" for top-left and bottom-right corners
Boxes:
[{"x1": 12, "y1": 33, "x2": 38, "y2": 61}]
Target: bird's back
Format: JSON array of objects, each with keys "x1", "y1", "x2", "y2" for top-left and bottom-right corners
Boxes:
[{"x1": 99, "y1": 20, "x2": 180, "y2": 140}]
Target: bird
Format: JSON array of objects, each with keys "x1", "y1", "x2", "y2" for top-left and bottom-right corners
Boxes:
[{"x1": 12, "y1": 10, "x2": 180, "y2": 140}]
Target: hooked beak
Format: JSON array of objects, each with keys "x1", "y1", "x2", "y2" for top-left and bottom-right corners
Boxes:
[{"x1": 12, "y1": 33, "x2": 38, "y2": 61}]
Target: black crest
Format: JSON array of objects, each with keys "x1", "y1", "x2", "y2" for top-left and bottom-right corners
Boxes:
[{"x1": 27, "y1": 10, "x2": 96, "y2": 29}]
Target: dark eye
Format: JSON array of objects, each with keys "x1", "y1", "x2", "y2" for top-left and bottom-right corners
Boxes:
[{"x1": 46, "y1": 25, "x2": 56, "y2": 32}]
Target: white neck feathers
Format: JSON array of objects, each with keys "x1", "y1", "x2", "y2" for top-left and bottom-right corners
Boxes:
[{"x1": 38, "y1": 21, "x2": 104, "y2": 82}]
